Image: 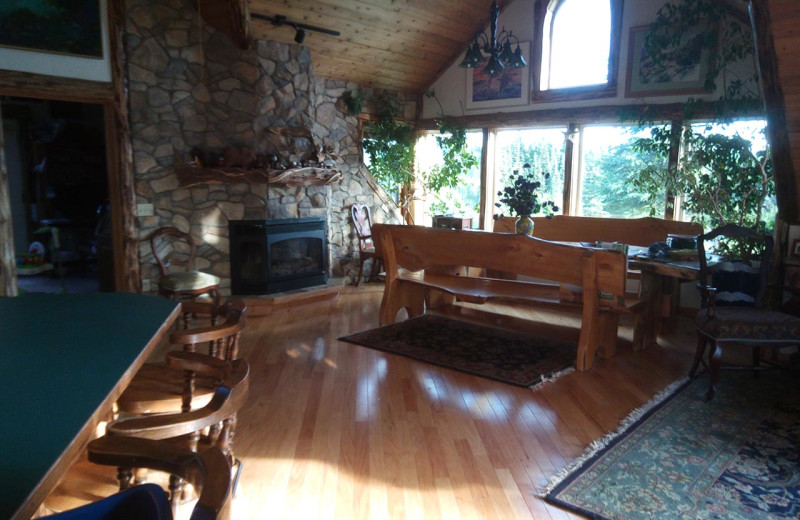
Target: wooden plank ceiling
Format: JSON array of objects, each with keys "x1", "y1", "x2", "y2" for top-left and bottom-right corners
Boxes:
[{"x1": 243, "y1": 0, "x2": 514, "y2": 94}]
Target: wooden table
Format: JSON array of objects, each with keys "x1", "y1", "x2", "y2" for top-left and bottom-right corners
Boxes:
[
  {"x1": 630, "y1": 257, "x2": 703, "y2": 348},
  {"x1": 0, "y1": 292, "x2": 180, "y2": 520}
]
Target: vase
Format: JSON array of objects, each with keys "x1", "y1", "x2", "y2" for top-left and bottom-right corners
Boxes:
[{"x1": 515, "y1": 215, "x2": 534, "y2": 236}]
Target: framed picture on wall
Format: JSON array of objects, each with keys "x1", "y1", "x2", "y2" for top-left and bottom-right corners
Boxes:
[
  {"x1": 625, "y1": 25, "x2": 711, "y2": 97},
  {"x1": 0, "y1": 0, "x2": 103, "y2": 58},
  {"x1": 792, "y1": 239, "x2": 800, "y2": 259},
  {"x1": 787, "y1": 225, "x2": 800, "y2": 261},
  {"x1": 466, "y1": 42, "x2": 530, "y2": 110}
]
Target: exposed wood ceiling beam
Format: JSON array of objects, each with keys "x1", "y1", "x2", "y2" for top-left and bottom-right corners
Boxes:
[{"x1": 194, "y1": 0, "x2": 253, "y2": 49}]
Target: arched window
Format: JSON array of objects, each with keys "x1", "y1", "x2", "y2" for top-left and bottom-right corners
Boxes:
[{"x1": 535, "y1": 0, "x2": 622, "y2": 97}]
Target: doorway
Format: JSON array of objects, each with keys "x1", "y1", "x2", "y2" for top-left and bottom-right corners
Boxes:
[{"x1": 1, "y1": 96, "x2": 114, "y2": 293}]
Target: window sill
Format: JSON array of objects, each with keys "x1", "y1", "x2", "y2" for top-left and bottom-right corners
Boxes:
[{"x1": 532, "y1": 83, "x2": 618, "y2": 103}]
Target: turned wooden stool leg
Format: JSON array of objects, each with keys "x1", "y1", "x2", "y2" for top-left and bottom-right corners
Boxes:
[
  {"x1": 689, "y1": 335, "x2": 707, "y2": 377},
  {"x1": 707, "y1": 343, "x2": 723, "y2": 401},
  {"x1": 117, "y1": 466, "x2": 133, "y2": 490}
]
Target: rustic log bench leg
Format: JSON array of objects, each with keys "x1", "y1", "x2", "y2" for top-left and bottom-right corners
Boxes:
[
  {"x1": 597, "y1": 312, "x2": 619, "y2": 359},
  {"x1": 631, "y1": 312, "x2": 644, "y2": 350},
  {"x1": 379, "y1": 281, "x2": 425, "y2": 325},
  {"x1": 425, "y1": 287, "x2": 455, "y2": 309},
  {"x1": 637, "y1": 271, "x2": 666, "y2": 349},
  {"x1": 576, "y1": 311, "x2": 617, "y2": 371}
]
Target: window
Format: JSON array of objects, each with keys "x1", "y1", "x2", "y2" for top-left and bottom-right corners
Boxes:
[
  {"x1": 541, "y1": 0, "x2": 612, "y2": 90},
  {"x1": 408, "y1": 117, "x2": 769, "y2": 228},
  {"x1": 535, "y1": 0, "x2": 623, "y2": 99},
  {"x1": 577, "y1": 125, "x2": 662, "y2": 218},
  {"x1": 414, "y1": 131, "x2": 483, "y2": 227},
  {"x1": 493, "y1": 128, "x2": 566, "y2": 216}
]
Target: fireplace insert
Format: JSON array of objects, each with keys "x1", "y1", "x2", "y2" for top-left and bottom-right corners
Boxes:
[{"x1": 229, "y1": 218, "x2": 327, "y2": 295}]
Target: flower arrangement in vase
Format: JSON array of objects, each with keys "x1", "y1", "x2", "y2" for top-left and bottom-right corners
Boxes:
[{"x1": 493, "y1": 163, "x2": 559, "y2": 235}]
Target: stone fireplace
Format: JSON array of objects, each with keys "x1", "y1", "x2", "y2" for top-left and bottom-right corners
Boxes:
[
  {"x1": 229, "y1": 218, "x2": 327, "y2": 295},
  {"x1": 126, "y1": 0, "x2": 407, "y2": 295}
]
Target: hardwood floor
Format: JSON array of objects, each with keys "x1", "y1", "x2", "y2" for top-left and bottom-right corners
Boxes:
[{"x1": 44, "y1": 285, "x2": 699, "y2": 519}]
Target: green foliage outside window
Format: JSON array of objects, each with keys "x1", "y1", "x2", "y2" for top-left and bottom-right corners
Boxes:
[
  {"x1": 495, "y1": 131, "x2": 565, "y2": 209},
  {"x1": 582, "y1": 138, "x2": 665, "y2": 218}
]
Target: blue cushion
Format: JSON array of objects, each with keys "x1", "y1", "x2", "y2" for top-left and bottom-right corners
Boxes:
[{"x1": 41, "y1": 484, "x2": 171, "y2": 520}]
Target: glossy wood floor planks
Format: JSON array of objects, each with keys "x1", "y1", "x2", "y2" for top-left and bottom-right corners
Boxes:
[{"x1": 45, "y1": 286, "x2": 700, "y2": 519}]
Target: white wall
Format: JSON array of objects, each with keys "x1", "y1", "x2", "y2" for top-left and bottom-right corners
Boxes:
[
  {"x1": 0, "y1": 0, "x2": 111, "y2": 82},
  {"x1": 423, "y1": 0, "x2": 756, "y2": 120}
]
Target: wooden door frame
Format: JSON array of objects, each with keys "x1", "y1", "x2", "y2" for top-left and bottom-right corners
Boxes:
[
  {"x1": 0, "y1": 74, "x2": 138, "y2": 294},
  {"x1": 0, "y1": 1, "x2": 138, "y2": 296}
]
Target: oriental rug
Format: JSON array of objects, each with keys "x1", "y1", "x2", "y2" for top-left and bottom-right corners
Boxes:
[
  {"x1": 339, "y1": 315, "x2": 576, "y2": 388},
  {"x1": 543, "y1": 371, "x2": 800, "y2": 520}
]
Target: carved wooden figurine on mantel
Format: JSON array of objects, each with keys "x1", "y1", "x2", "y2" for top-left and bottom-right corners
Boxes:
[{"x1": 176, "y1": 126, "x2": 343, "y2": 188}]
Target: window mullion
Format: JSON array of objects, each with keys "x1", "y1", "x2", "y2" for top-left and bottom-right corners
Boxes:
[
  {"x1": 664, "y1": 120, "x2": 683, "y2": 220},
  {"x1": 562, "y1": 123, "x2": 578, "y2": 215}
]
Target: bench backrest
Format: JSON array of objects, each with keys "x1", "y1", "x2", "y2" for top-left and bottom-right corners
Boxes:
[
  {"x1": 492, "y1": 215, "x2": 702, "y2": 247},
  {"x1": 374, "y1": 224, "x2": 628, "y2": 306}
]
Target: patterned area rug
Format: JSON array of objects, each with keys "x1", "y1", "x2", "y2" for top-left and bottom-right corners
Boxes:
[
  {"x1": 544, "y1": 371, "x2": 800, "y2": 519},
  {"x1": 339, "y1": 315, "x2": 576, "y2": 387}
]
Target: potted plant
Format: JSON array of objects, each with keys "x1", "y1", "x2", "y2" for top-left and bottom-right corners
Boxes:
[{"x1": 493, "y1": 163, "x2": 559, "y2": 235}]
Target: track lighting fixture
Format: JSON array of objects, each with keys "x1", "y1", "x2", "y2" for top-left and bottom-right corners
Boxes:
[{"x1": 251, "y1": 13, "x2": 340, "y2": 44}]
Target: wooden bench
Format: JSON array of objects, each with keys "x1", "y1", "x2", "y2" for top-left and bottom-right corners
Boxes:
[
  {"x1": 494, "y1": 216, "x2": 703, "y2": 344},
  {"x1": 374, "y1": 224, "x2": 638, "y2": 371},
  {"x1": 492, "y1": 215, "x2": 702, "y2": 249}
]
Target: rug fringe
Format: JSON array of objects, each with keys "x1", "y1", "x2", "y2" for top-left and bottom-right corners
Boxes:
[
  {"x1": 537, "y1": 376, "x2": 689, "y2": 497},
  {"x1": 530, "y1": 367, "x2": 575, "y2": 390}
]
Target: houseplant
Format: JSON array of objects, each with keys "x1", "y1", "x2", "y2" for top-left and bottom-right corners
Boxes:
[
  {"x1": 361, "y1": 92, "x2": 477, "y2": 224},
  {"x1": 629, "y1": 0, "x2": 773, "y2": 262},
  {"x1": 630, "y1": 126, "x2": 774, "y2": 261},
  {"x1": 494, "y1": 163, "x2": 559, "y2": 235}
]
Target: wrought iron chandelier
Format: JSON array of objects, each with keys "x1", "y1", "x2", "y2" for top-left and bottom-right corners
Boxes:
[{"x1": 459, "y1": 1, "x2": 527, "y2": 76}]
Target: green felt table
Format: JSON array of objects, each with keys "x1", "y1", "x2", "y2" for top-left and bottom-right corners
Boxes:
[{"x1": 0, "y1": 292, "x2": 180, "y2": 520}]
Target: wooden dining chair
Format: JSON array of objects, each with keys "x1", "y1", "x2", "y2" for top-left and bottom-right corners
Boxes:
[
  {"x1": 42, "y1": 356, "x2": 248, "y2": 519},
  {"x1": 112, "y1": 300, "x2": 248, "y2": 502},
  {"x1": 116, "y1": 300, "x2": 246, "y2": 415},
  {"x1": 689, "y1": 223, "x2": 800, "y2": 399},
  {"x1": 41, "y1": 436, "x2": 233, "y2": 520},
  {"x1": 107, "y1": 357, "x2": 249, "y2": 503},
  {"x1": 350, "y1": 203, "x2": 383, "y2": 285},
  {"x1": 149, "y1": 227, "x2": 221, "y2": 304}
]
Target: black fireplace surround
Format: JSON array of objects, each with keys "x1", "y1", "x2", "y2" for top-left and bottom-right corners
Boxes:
[{"x1": 229, "y1": 218, "x2": 328, "y2": 295}]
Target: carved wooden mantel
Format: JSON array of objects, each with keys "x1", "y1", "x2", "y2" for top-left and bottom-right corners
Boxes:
[{"x1": 175, "y1": 165, "x2": 343, "y2": 188}]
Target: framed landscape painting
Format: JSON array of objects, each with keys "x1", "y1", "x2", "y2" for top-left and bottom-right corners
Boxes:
[
  {"x1": 625, "y1": 25, "x2": 711, "y2": 97},
  {"x1": 466, "y1": 42, "x2": 530, "y2": 110},
  {"x1": 0, "y1": 0, "x2": 103, "y2": 58}
]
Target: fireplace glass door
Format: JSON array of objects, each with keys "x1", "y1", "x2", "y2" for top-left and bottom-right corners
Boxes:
[{"x1": 230, "y1": 218, "x2": 327, "y2": 295}]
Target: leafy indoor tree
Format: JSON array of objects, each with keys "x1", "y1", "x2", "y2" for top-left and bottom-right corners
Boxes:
[
  {"x1": 361, "y1": 95, "x2": 416, "y2": 223},
  {"x1": 361, "y1": 92, "x2": 477, "y2": 224},
  {"x1": 630, "y1": 0, "x2": 773, "y2": 259},
  {"x1": 644, "y1": 0, "x2": 762, "y2": 115},
  {"x1": 629, "y1": 126, "x2": 774, "y2": 259},
  {"x1": 631, "y1": 127, "x2": 773, "y2": 231}
]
